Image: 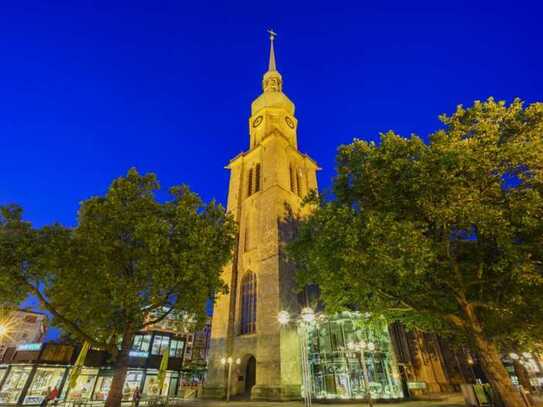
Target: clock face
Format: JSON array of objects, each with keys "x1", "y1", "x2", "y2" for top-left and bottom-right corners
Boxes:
[
  {"x1": 285, "y1": 116, "x2": 295, "y2": 129},
  {"x1": 252, "y1": 116, "x2": 263, "y2": 128}
]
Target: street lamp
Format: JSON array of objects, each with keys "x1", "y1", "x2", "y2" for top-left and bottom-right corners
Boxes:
[
  {"x1": 277, "y1": 308, "x2": 315, "y2": 407},
  {"x1": 221, "y1": 355, "x2": 241, "y2": 401},
  {"x1": 348, "y1": 340, "x2": 375, "y2": 407}
]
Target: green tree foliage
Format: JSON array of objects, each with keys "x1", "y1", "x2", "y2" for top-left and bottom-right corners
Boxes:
[
  {"x1": 0, "y1": 168, "x2": 236, "y2": 407},
  {"x1": 288, "y1": 99, "x2": 543, "y2": 407}
]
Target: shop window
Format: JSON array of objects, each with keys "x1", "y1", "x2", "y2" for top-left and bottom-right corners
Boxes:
[
  {"x1": 131, "y1": 334, "x2": 151, "y2": 353},
  {"x1": 240, "y1": 272, "x2": 257, "y2": 335},
  {"x1": 25, "y1": 367, "x2": 65, "y2": 404},
  {"x1": 0, "y1": 366, "x2": 32, "y2": 404},
  {"x1": 169, "y1": 339, "x2": 184, "y2": 358},
  {"x1": 93, "y1": 375, "x2": 112, "y2": 401},
  {"x1": 122, "y1": 371, "x2": 143, "y2": 400},
  {"x1": 64, "y1": 368, "x2": 98, "y2": 401},
  {"x1": 255, "y1": 164, "x2": 261, "y2": 192},
  {"x1": 151, "y1": 335, "x2": 171, "y2": 355}
]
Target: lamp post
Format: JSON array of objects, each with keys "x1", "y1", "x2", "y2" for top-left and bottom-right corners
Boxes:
[
  {"x1": 221, "y1": 356, "x2": 241, "y2": 401},
  {"x1": 278, "y1": 308, "x2": 315, "y2": 407},
  {"x1": 348, "y1": 340, "x2": 375, "y2": 407}
]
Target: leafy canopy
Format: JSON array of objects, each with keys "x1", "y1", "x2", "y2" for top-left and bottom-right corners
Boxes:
[
  {"x1": 289, "y1": 98, "x2": 543, "y2": 349},
  {"x1": 0, "y1": 168, "x2": 236, "y2": 352}
]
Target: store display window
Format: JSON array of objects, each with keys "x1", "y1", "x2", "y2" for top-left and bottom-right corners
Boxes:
[
  {"x1": 306, "y1": 312, "x2": 403, "y2": 400},
  {"x1": 122, "y1": 371, "x2": 143, "y2": 400},
  {"x1": 64, "y1": 368, "x2": 98, "y2": 401},
  {"x1": 143, "y1": 374, "x2": 160, "y2": 398},
  {"x1": 0, "y1": 366, "x2": 33, "y2": 404},
  {"x1": 92, "y1": 374, "x2": 112, "y2": 401},
  {"x1": 0, "y1": 368, "x2": 7, "y2": 386},
  {"x1": 24, "y1": 367, "x2": 66, "y2": 405}
]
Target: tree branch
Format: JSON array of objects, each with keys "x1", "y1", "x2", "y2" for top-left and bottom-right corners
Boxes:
[
  {"x1": 142, "y1": 306, "x2": 174, "y2": 328},
  {"x1": 17, "y1": 276, "x2": 114, "y2": 353}
]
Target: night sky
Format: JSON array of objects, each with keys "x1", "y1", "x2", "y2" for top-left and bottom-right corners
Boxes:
[{"x1": 2, "y1": 1, "x2": 542, "y2": 340}]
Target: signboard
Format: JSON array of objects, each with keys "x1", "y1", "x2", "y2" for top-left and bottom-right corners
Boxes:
[
  {"x1": 129, "y1": 351, "x2": 148, "y2": 358},
  {"x1": 407, "y1": 381, "x2": 427, "y2": 390},
  {"x1": 23, "y1": 395, "x2": 45, "y2": 405},
  {"x1": 16, "y1": 343, "x2": 42, "y2": 351}
]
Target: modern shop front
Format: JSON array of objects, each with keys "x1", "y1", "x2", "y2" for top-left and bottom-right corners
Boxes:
[{"x1": 305, "y1": 312, "x2": 404, "y2": 401}]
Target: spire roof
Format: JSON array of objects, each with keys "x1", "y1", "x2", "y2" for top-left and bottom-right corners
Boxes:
[{"x1": 268, "y1": 29, "x2": 277, "y2": 71}]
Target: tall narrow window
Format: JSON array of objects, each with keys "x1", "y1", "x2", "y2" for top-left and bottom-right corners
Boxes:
[
  {"x1": 297, "y1": 170, "x2": 303, "y2": 198},
  {"x1": 289, "y1": 165, "x2": 295, "y2": 193},
  {"x1": 240, "y1": 272, "x2": 257, "y2": 334},
  {"x1": 248, "y1": 168, "x2": 253, "y2": 197},
  {"x1": 255, "y1": 164, "x2": 261, "y2": 192},
  {"x1": 244, "y1": 222, "x2": 250, "y2": 252}
]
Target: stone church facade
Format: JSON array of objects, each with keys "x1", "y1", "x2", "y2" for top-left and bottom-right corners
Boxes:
[
  {"x1": 203, "y1": 34, "x2": 318, "y2": 401},
  {"x1": 204, "y1": 35, "x2": 475, "y2": 401}
]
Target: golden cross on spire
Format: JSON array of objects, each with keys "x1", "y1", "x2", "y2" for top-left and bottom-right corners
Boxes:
[{"x1": 267, "y1": 29, "x2": 277, "y2": 41}]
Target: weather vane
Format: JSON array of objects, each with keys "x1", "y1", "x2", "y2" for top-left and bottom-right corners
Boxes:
[{"x1": 267, "y1": 29, "x2": 277, "y2": 41}]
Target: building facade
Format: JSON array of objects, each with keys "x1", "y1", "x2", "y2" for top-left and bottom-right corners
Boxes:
[
  {"x1": 204, "y1": 34, "x2": 319, "y2": 401},
  {"x1": 0, "y1": 311, "x2": 47, "y2": 360}
]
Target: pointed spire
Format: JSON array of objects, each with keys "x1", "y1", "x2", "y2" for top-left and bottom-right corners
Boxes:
[{"x1": 268, "y1": 29, "x2": 277, "y2": 71}]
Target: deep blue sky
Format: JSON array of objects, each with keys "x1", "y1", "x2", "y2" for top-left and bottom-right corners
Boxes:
[{"x1": 2, "y1": 1, "x2": 542, "y2": 339}]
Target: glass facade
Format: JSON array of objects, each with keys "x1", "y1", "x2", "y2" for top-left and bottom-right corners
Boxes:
[
  {"x1": 0, "y1": 366, "x2": 33, "y2": 404},
  {"x1": 305, "y1": 312, "x2": 403, "y2": 400},
  {"x1": 24, "y1": 367, "x2": 66, "y2": 405},
  {"x1": 64, "y1": 367, "x2": 99, "y2": 401}
]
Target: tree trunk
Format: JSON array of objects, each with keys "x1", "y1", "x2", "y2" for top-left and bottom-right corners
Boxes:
[
  {"x1": 469, "y1": 330, "x2": 525, "y2": 407},
  {"x1": 105, "y1": 329, "x2": 134, "y2": 407}
]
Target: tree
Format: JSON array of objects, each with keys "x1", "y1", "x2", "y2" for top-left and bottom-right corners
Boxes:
[
  {"x1": 288, "y1": 99, "x2": 543, "y2": 407},
  {"x1": 0, "y1": 168, "x2": 236, "y2": 407}
]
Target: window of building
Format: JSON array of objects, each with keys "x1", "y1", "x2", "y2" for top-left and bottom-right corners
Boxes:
[
  {"x1": 240, "y1": 272, "x2": 257, "y2": 335},
  {"x1": 255, "y1": 164, "x2": 261, "y2": 192},
  {"x1": 122, "y1": 371, "x2": 143, "y2": 400},
  {"x1": 151, "y1": 335, "x2": 170, "y2": 355},
  {"x1": 169, "y1": 339, "x2": 184, "y2": 358},
  {"x1": 289, "y1": 165, "x2": 295, "y2": 193},
  {"x1": 248, "y1": 168, "x2": 253, "y2": 197},
  {"x1": 23, "y1": 315, "x2": 37, "y2": 323},
  {"x1": 297, "y1": 169, "x2": 303, "y2": 197},
  {"x1": 131, "y1": 334, "x2": 151, "y2": 353},
  {"x1": 64, "y1": 368, "x2": 99, "y2": 401}
]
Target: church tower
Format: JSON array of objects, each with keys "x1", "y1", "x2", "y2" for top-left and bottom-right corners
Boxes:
[{"x1": 204, "y1": 33, "x2": 319, "y2": 400}]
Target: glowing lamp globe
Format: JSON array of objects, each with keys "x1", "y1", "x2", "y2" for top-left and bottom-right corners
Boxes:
[
  {"x1": 301, "y1": 307, "x2": 315, "y2": 323},
  {"x1": 277, "y1": 311, "x2": 290, "y2": 325}
]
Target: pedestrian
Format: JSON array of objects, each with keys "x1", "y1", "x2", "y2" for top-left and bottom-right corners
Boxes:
[
  {"x1": 48, "y1": 386, "x2": 59, "y2": 406},
  {"x1": 133, "y1": 387, "x2": 141, "y2": 407}
]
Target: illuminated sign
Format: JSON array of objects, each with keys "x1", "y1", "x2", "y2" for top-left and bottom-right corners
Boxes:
[
  {"x1": 129, "y1": 351, "x2": 148, "y2": 358},
  {"x1": 16, "y1": 343, "x2": 42, "y2": 351}
]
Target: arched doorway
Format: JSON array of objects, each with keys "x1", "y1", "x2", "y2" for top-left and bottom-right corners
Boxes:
[{"x1": 244, "y1": 356, "x2": 256, "y2": 397}]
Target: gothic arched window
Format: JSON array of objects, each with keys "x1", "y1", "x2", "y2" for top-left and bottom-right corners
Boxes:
[
  {"x1": 240, "y1": 272, "x2": 257, "y2": 334},
  {"x1": 297, "y1": 169, "x2": 303, "y2": 198},
  {"x1": 248, "y1": 168, "x2": 253, "y2": 197},
  {"x1": 255, "y1": 164, "x2": 261, "y2": 192},
  {"x1": 289, "y1": 165, "x2": 295, "y2": 193}
]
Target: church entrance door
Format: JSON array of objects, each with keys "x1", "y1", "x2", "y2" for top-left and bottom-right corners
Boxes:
[{"x1": 244, "y1": 356, "x2": 256, "y2": 397}]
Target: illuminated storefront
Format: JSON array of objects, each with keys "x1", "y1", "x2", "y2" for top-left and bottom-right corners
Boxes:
[
  {"x1": 305, "y1": 312, "x2": 403, "y2": 400},
  {"x1": 0, "y1": 330, "x2": 187, "y2": 405}
]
